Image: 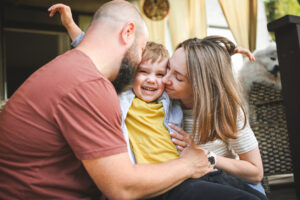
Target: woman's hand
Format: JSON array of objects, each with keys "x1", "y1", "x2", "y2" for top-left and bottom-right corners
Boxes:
[
  {"x1": 233, "y1": 47, "x2": 255, "y2": 62},
  {"x1": 48, "y1": 4, "x2": 82, "y2": 41},
  {"x1": 169, "y1": 124, "x2": 198, "y2": 152}
]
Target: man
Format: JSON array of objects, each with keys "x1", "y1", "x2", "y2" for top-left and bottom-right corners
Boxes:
[{"x1": 0, "y1": 1, "x2": 211, "y2": 199}]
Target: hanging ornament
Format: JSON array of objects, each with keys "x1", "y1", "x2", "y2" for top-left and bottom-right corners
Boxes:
[{"x1": 143, "y1": 0, "x2": 170, "y2": 21}]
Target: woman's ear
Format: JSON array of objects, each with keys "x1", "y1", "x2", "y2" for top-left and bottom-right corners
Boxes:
[{"x1": 120, "y1": 22, "x2": 135, "y2": 47}]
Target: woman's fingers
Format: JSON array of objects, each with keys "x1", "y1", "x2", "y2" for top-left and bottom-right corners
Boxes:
[
  {"x1": 169, "y1": 124, "x2": 189, "y2": 137},
  {"x1": 171, "y1": 137, "x2": 188, "y2": 147},
  {"x1": 170, "y1": 133, "x2": 187, "y2": 151},
  {"x1": 234, "y1": 47, "x2": 255, "y2": 62},
  {"x1": 169, "y1": 123, "x2": 195, "y2": 151},
  {"x1": 170, "y1": 131, "x2": 184, "y2": 141},
  {"x1": 177, "y1": 146, "x2": 184, "y2": 152},
  {"x1": 169, "y1": 124, "x2": 192, "y2": 143}
]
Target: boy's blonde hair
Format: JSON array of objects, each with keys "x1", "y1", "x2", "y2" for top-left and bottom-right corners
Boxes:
[{"x1": 142, "y1": 41, "x2": 169, "y2": 64}]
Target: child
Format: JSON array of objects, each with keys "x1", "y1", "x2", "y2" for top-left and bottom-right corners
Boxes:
[{"x1": 118, "y1": 41, "x2": 183, "y2": 164}]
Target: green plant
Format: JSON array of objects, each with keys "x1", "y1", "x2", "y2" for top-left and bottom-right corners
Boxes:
[{"x1": 264, "y1": 0, "x2": 300, "y2": 40}]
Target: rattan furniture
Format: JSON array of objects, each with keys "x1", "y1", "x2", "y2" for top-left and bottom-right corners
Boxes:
[{"x1": 248, "y1": 82, "x2": 293, "y2": 195}]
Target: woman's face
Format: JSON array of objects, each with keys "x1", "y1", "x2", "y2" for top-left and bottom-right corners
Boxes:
[{"x1": 162, "y1": 47, "x2": 193, "y2": 108}]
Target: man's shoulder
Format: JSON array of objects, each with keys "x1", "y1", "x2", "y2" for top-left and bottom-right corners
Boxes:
[
  {"x1": 45, "y1": 49, "x2": 106, "y2": 92},
  {"x1": 50, "y1": 49, "x2": 96, "y2": 70}
]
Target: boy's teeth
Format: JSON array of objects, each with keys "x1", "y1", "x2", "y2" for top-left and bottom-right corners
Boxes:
[{"x1": 143, "y1": 87, "x2": 155, "y2": 91}]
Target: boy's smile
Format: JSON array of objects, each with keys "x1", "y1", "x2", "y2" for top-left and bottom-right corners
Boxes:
[{"x1": 133, "y1": 58, "x2": 168, "y2": 102}]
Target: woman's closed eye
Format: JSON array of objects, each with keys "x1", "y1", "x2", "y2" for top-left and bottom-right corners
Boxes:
[{"x1": 175, "y1": 75, "x2": 184, "y2": 82}]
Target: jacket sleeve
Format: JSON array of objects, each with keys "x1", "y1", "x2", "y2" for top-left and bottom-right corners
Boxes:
[{"x1": 71, "y1": 32, "x2": 85, "y2": 48}]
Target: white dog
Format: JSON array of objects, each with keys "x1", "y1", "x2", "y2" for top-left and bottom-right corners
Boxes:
[{"x1": 238, "y1": 43, "x2": 281, "y2": 99}]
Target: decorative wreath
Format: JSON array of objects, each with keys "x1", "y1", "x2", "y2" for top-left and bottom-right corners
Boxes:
[{"x1": 143, "y1": 0, "x2": 170, "y2": 21}]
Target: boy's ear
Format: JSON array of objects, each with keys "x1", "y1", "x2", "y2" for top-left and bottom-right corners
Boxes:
[{"x1": 120, "y1": 22, "x2": 135, "y2": 47}]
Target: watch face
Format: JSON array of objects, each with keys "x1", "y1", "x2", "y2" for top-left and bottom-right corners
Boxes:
[
  {"x1": 208, "y1": 156, "x2": 215, "y2": 165},
  {"x1": 143, "y1": 0, "x2": 170, "y2": 21}
]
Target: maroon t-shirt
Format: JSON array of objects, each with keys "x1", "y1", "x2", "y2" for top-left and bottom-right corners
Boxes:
[{"x1": 0, "y1": 49, "x2": 127, "y2": 199}]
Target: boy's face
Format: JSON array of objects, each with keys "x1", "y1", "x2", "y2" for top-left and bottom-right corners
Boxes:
[{"x1": 133, "y1": 58, "x2": 168, "y2": 102}]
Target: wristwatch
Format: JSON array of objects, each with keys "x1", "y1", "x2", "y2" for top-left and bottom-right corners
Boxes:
[{"x1": 207, "y1": 151, "x2": 217, "y2": 167}]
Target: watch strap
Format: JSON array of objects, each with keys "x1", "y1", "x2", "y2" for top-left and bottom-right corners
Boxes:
[{"x1": 207, "y1": 151, "x2": 217, "y2": 167}]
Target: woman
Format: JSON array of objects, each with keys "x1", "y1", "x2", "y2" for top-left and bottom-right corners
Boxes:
[{"x1": 164, "y1": 36, "x2": 265, "y2": 195}]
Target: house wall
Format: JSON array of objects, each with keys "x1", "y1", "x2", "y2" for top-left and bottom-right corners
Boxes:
[{"x1": 0, "y1": 3, "x2": 96, "y2": 99}]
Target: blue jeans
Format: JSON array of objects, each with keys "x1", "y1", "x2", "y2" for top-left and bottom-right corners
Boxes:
[
  {"x1": 150, "y1": 179, "x2": 266, "y2": 200},
  {"x1": 249, "y1": 183, "x2": 266, "y2": 195},
  {"x1": 149, "y1": 170, "x2": 268, "y2": 200},
  {"x1": 199, "y1": 170, "x2": 267, "y2": 200}
]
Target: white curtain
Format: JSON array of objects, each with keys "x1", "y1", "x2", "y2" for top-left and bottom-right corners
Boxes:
[
  {"x1": 168, "y1": 0, "x2": 207, "y2": 49},
  {"x1": 219, "y1": 0, "x2": 257, "y2": 52}
]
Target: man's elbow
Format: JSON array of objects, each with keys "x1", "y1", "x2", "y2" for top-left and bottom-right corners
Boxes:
[
  {"x1": 105, "y1": 187, "x2": 142, "y2": 200},
  {"x1": 107, "y1": 192, "x2": 133, "y2": 200}
]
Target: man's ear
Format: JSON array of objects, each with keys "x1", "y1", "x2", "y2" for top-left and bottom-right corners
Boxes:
[{"x1": 120, "y1": 22, "x2": 135, "y2": 47}]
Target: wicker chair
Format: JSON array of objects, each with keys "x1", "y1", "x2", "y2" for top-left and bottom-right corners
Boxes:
[{"x1": 248, "y1": 82, "x2": 294, "y2": 195}]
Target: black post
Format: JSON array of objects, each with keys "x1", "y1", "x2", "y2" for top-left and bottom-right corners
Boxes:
[
  {"x1": 0, "y1": 3, "x2": 5, "y2": 100},
  {"x1": 268, "y1": 15, "x2": 300, "y2": 198}
]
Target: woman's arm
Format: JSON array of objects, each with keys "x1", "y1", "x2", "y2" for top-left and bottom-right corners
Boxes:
[
  {"x1": 48, "y1": 4, "x2": 82, "y2": 41},
  {"x1": 215, "y1": 147, "x2": 263, "y2": 184},
  {"x1": 170, "y1": 124, "x2": 264, "y2": 184}
]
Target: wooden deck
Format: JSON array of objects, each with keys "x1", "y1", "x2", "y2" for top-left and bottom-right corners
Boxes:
[{"x1": 269, "y1": 184, "x2": 298, "y2": 200}]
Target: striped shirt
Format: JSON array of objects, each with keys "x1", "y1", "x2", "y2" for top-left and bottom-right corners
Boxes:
[{"x1": 182, "y1": 109, "x2": 258, "y2": 159}]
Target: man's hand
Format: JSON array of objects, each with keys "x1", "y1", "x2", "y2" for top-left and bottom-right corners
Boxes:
[
  {"x1": 169, "y1": 123, "x2": 212, "y2": 178},
  {"x1": 48, "y1": 4, "x2": 82, "y2": 41},
  {"x1": 180, "y1": 146, "x2": 213, "y2": 179}
]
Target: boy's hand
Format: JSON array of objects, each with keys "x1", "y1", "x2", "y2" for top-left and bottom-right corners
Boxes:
[
  {"x1": 48, "y1": 4, "x2": 74, "y2": 28},
  {"x1": 48, "y1": 4, "x2": 82, "y2": 42}
]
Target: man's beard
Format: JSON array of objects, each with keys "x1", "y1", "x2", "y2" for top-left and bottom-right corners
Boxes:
[
  {"x1": 112, "y1": 57, "x2": 137, "y2": 94},
  {"x1": 112, "y1": 39, "x2": 140, "y2": 94}
]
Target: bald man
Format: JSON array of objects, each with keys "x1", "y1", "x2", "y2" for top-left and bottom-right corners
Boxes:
[{"x1": 0, "y1": 1, "x2": 212, "y2": 199}]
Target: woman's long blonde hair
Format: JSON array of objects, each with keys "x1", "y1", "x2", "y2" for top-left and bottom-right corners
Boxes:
[{"x1": 177, "y1": 36, "x2": 247, "y2": 144}]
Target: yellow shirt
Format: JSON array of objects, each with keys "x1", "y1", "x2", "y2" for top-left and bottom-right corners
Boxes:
[{"x1": 125, "y1": 98, "x2": 179, "y2": 164}]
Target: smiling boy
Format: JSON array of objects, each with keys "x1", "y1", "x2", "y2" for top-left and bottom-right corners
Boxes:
[{"x1": 119, "y1": 41, "x2": 183, "y2": 164}]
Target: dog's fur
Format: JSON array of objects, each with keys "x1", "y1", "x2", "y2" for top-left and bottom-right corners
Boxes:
[{"x1": 238, "y1": 43, "x2": 281, "y2": 100}]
